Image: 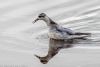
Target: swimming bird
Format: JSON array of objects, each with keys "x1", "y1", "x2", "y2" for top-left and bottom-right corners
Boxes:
[{"x1": 33, "y1": 13, "x2": 91, "y2": 40}]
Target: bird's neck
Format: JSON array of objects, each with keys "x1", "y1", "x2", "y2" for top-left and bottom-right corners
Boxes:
[{"x1": 43, "y1": 17, "x2": 58, "y2": 29}]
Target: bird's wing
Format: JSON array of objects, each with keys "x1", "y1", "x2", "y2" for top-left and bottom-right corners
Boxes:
[
  {"x1": 57, "y1": 26, "x2": 75, "y2": 35},
  {"x1": 66, "y1": 35, "x2": 89, "y2": 39}
]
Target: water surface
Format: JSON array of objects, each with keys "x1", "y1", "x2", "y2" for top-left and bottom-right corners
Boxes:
[{"x1": 0, "y1": 0, "x2": 100, "y2": 67}]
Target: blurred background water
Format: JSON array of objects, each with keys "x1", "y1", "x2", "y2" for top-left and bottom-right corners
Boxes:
[{"x1": 0, "y1": 0, "x2": 100, "y2": 67}]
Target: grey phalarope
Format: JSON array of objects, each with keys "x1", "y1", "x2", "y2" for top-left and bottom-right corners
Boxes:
[{"x1": 32, "y1": 13, "x2": 91, "y2": 40}]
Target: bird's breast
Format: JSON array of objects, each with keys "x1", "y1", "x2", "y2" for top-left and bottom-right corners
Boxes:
[
  {"x1": 48, "y1": 31, "x2": 68, "y2": 39},
  {"x1": 48, "y1": 32, "x2": 59, "y2": 39}
]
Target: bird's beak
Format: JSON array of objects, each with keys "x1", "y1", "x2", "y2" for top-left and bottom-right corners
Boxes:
[
  {"x1": 32, "y1": 18, "x2": 39, "y2": 24},
  {"x1": 34, "y1": 54, "x2": 41, "y2": 59}
]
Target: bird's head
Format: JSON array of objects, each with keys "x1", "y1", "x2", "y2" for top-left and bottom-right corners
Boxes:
[
  {"x1": 32, "y1": 13, "x2": 57, "y2": 26},
  {"x1": 32, "y1": 13, "x2": 47, "y2": 23}
]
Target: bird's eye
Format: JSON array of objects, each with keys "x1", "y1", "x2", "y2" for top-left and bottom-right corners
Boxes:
[{"x1": 39, "y1": 16, "x2": 44, "y2": 18}]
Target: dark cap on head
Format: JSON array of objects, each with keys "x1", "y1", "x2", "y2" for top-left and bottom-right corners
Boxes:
[{"x1": 38, "y1": 13, "x2": 46, "y2": 18}]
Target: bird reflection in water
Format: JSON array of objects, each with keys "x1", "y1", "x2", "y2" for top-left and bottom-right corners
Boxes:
[{"x1": 35, "y1": 38, "x2": 76, "y2": 64}]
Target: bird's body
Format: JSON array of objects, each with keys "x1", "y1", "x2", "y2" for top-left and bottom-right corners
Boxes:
[
  {"x1": 48, "y1": 25, "x2": 74, "y2": 39},
  {"x1": 48, "y1": 25, "x2": 89, "y2": 39},
  {"x1": 33, "y1": 13, "x2": 91, "y2": 40}
]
